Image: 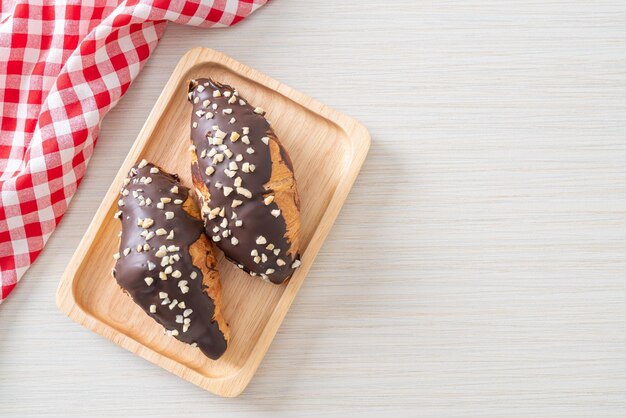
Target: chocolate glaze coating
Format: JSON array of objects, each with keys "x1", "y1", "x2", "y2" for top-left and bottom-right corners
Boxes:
[
  {"x1": 112, "y1": 161, "x2": 227, "y2": 360},
  {"x1": 188, "y1": 78, "x2": 300, "y2": 284}
]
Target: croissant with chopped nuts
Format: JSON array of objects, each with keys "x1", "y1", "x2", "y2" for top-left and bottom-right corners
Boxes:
[
  {"x1": 112, "y1": 160, "x2": 229, "y2": 360},
  {"x1": 187, "y1": 78, "x2": 301, "y2": 284}
]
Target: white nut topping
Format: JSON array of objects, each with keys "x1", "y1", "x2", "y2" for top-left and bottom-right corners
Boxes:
[
  {"x1": 256, "y1": 236, "x2": 267, "y2": 245},
  {"x1": 231, "y1": 237, "x2": 239, "y2": 246},
  {"x1": 242, "y1": 127, "x2": 250, "y2": 135},
  {"x1": 254, "y1": 107, "x2": 265, "y2": 114},
  {"x1": 271, "y1": 209, "x2": 281, "y2": 218},
  {"x1": 261, "y1": 136, "x2": 269, "y2": 145},
  {"x1": 264, "y1": 195, "x2": 274, "y2": 205},
  {"x1": 237, "y1": 187, "x2": 252, "y2": 198},
  {"x1": 156, "y1": 228, "x2": 167, "y2": 236},
  {"x1": 223, "y1": 186, "x2": 233, "y2": 196},
  {"x1": 215, "y1": 129, "x2": 226, "y2": 139},
  {"x1": 246, "y1": 147, "x2": 255, "y2": 154},
  {"x1": 292, "y1": 259, "x2": 302, "y2": 268},
  {"x1": 144, "y1": 277, "x2": 154, "y2": 286},
  {"x1": 138, "y1": 159, "x2": 148, "y2": 168},
  {"x1": 276, "y1": 259, "x2": 286, "y2": 266},
  {"x1": 165, "y1": 211, "x2": 174, "y2": 220},
  {"x1": 205, "y1": 166, "x2": 215, "y2": 176},
  {"x1": 149, "y1": 305, "x2": 156, "y2": 313},
  {"x1": 232, "y1": 199, "x2": 243, "y2": 208}
]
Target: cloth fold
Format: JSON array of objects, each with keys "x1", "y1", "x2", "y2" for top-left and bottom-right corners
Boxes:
[{"x1": 0, "y1": 0, "x2": 267, "y2": 302}]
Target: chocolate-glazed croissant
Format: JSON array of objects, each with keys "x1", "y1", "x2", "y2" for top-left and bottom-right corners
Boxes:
[
  {"x1": 112, "y1": 160, "x2": 229, "y2": 360},
  {"x1": 187, "y1": 78, "x2": 301, "y2": 284}
]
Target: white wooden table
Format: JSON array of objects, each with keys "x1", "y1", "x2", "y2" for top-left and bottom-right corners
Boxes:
[{"x1": 1, "y1": 1, "x2": 625, "y2": 416}]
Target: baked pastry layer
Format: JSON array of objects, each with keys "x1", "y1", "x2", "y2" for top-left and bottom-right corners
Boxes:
[
  {"x1": 112, "y1": 160, "x2": 229, "y2": 360},
  {"x1": 188, "y1": 78, "x2": 301, "y2": 284}
]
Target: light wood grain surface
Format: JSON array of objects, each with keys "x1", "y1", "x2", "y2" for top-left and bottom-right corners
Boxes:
[
  {"x1": 56, "y1": 47, "x2": 370, "y2": 397},
  {"x1": 1, "y1": 1, "x2": 626, "y2": 416}
]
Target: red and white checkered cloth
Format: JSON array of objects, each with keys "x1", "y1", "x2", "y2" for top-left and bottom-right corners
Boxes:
[{"x1": 0, "y1": 0, "x2": 267, "y2": 302}]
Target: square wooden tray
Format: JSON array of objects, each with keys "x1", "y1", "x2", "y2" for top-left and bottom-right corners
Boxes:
[{"x1": 56, "y1": 47, "x2": 370, "y2": 397}]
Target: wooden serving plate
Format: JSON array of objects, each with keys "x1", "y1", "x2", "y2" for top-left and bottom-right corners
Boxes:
[{"x1": 56, "y1": 48, "x2": 370, "y2": 397}]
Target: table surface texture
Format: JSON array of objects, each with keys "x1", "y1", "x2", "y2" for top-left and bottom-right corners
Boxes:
[{"x1": 1, "y1": 1, "x2": 625, "y2": 416}]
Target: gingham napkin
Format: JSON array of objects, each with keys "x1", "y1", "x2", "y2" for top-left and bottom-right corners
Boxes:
[{"x1": 0, "y1": 0, "x2": 267, "y2": 302}]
